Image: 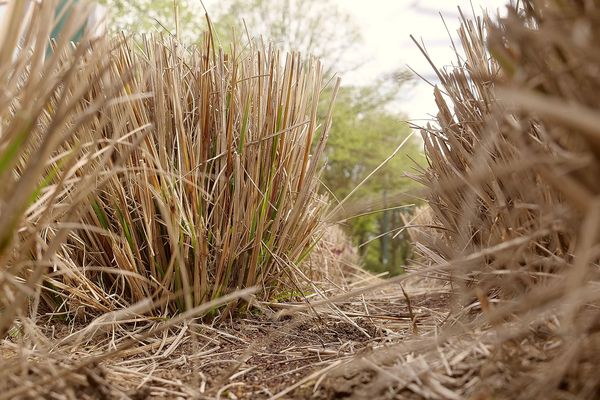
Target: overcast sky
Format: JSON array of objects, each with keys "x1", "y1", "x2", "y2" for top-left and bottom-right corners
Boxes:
[
  {"x1": 329, "y1": 0, "x2": 507, "y2": 122},
  {"x1": 0, "y1": 0, "x2": 508, "y2": 122}
]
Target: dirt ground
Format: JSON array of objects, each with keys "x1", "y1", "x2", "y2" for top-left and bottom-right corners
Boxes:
[
  {"x1": 106, "y1": 289, "x2": 451, "y2": 399},
  {"x1": 3, "y1": 279, "x2": 595, "y2": 400},
  {"x1": 1, "y1": 280, "x2": 453, "y2": 400}
]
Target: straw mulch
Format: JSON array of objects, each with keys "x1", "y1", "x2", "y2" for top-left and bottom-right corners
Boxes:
[{"x1": 0, "y1": 272, "x2": 451, "y2": 399}]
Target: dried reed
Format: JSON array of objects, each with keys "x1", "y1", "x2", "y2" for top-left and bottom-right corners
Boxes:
[
  {"x1": 49, "y1": 31, "x2": 340, "y2": 316},
  {"x1": 0, "y1": 0, "x2": 130, "y2": 337}
]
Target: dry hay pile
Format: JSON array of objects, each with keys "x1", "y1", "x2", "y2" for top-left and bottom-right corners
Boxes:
[
  {"x1": 352, "y1": 1, "x2": 600, "y2": 399},
  {"x1": 305, "y1": 224, "x2": 363, "y2": 286},
  {"x1": 300, "y1": 1, "x2": 600, "y2": 399}
]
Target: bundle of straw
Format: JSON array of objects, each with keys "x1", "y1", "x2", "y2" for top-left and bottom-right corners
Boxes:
[{"x1": 51, "y1": 32, "x2": 339, "y2": 315}]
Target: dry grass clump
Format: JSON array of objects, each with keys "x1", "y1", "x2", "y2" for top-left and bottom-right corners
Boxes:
[
  {"x1": 415, "y1": 13, "x2": 576, "y2": 300},
  {"x1": 412, "y1": 1, "x2": 600, "y2": 398},
  {"x1": 0, "y1": 1, "x2": 131, "y2": 337},
  {"x1": 305, "y1": 224, "x2": 362, "y2": 286},
  {"x1": 0, "y1": 3, "x2": 346, "y2": 396},
  {"x1": 47, "y1": 31, "x2": 339, "y2": 316}
]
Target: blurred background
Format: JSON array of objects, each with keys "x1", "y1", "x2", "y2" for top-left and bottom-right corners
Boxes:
[
  {"x1": 0, "y1": 0, "x2": 504, "y2": 274},
  {"x1": 93, "y1": 0, "x2": 506, "y2": 120}
]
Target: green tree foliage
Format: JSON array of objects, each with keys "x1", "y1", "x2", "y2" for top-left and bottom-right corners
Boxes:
[
  {"x1": 213, "y1": 0, "x2": 362, "y2": 76},
  {"x1": 322, "y1": 84, "x2": 425, "y2": 273},
  {"x1": 100, "y1": 0, "x2": 203, "y2": 42},
  {"x1": 98, "y1": 0, "x2": 425, "y2": 273}
]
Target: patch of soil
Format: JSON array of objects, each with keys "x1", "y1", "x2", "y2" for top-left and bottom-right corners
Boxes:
[{"x1": 2, "y1": 289, "x2": 452, "y2": 399}]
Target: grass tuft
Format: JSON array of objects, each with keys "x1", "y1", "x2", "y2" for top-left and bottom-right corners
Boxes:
[
  {"x1": 0, "y1": 1, "x2": 130, "y2": 336},
  {"x1": 51, "y1": 32, "x2": 340, "y2": 316}
]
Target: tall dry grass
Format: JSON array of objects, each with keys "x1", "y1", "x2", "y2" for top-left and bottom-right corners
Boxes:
[
  {"x1": 46, "y1": 31, "x2": 340, "y2": 316},
  {"x1": 415, "y1": 1, "x2": 600, "y2": 397},
  {"x1": 0, "y1": 1, "x2": 132, "y2": 337},
  {"x1": 0, "y1": 4, "x2": 342, "y2": 397}
]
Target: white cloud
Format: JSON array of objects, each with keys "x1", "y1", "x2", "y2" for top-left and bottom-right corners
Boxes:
[{"x1": 331, "y1": 0, "x2": 507, "y2": 122}]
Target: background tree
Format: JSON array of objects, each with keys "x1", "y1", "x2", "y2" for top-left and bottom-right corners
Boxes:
[
  {"x1": 322, "y1": 83, "x2": 424, "y2": 273},
  {"x1": 213, "y1": 0, "x2": 362, "y2": 76},
  {"x1": 100, "y1": 0, "x2": 202, "y2": 42},
  {"x1": 99, "y1": 0, "x2": 425, "y2": 273}
]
